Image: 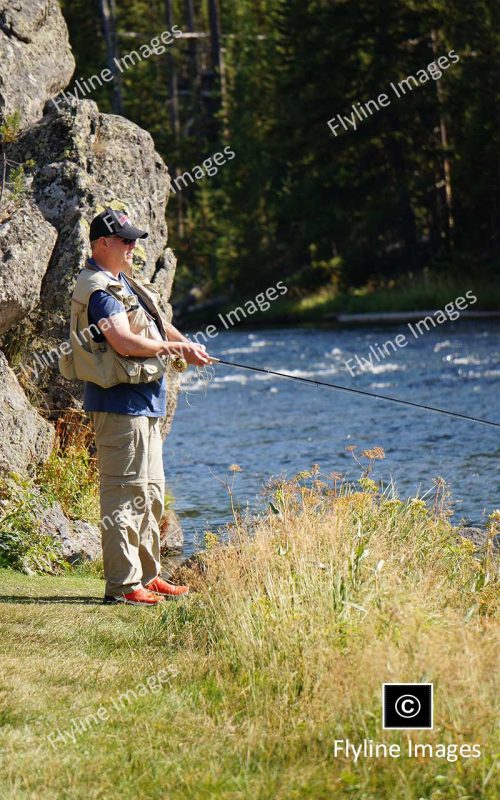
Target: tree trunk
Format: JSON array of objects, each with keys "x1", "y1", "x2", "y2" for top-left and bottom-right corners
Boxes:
[
  {"x1": 182, "y1": 0, "x2": 200, "y2": 138},
  {"x1": 431, "y1": 29, "x2": 455, "y2": 246},
  {"x1": 207, "y1": 0, "x2": 227, "y2": 134},
  {"x1": 96, "y1": 0, "x2": 123, "y2": 114},
  {"x1": 164, "y1": 0, "x2": 183, "y2": 235},
  {"x1": 208, "y1": 0, "x2": 222, "y2": 78},
  {"x1": 184, "y1": 0, "x2": 198, "y2": 75},
  {"x1": 164, "y1": 0, "x2": 180, "y2": 141}
]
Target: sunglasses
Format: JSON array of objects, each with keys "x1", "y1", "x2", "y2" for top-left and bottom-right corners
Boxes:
[{"x1": 110, "y1": 235, "x2": 137, "y2": 245}]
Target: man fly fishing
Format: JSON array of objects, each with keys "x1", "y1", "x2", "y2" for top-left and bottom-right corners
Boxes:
[{"x1": 63, "y1": 208, "x2": 214, "y2": 606}]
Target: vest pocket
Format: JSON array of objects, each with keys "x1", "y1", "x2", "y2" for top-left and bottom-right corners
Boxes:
[
  {"x1": 60, "y1": 340, "x2": 166, "y2": 387},
  {"x1": 114, "y1": 356, "x2": 141, "y2": 383},
  {"x1": 65, "y1": 341, "x2": 119, "y2": 388},
  {"x1": 114, "y1": 354, "x2": 166, "y2": 384},
  {"x1": 127, "y1": 306, "x2": 149, "y2": 335},
  {"x1": 58, "y1": 347, "x2": 77, "y2": 380}
]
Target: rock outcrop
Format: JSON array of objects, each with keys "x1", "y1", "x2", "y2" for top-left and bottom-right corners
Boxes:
[
  {"x1": 0, "y1": 0, "x2": 74, "y2": 130},
  {"x1": 14, "y1": 97, "x2": 173, "y2": 320},
  {"x1": 0, "y1": 0, "x2": 182, "y2": 558},
  {"x1": 39, "y1": 501, "x2": 101, "y2": 564},
  {"x1": 10, "y1": 97, "x2": 179, "y2": 441},
  {"x1": 0, "y1": 351, "x2": 54, "y2": 475},
  {"x1": 0, "y1": 202, "x2": 57, "y2": 335}
]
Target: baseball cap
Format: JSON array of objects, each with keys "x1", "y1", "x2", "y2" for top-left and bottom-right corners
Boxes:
[{"x1": 89, "y1": 208, "x2": 148, "y2": 241}]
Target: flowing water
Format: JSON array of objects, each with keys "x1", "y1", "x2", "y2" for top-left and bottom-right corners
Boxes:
[{"x1": 163, "y1": 321, "x2": 499, "y2": 556}]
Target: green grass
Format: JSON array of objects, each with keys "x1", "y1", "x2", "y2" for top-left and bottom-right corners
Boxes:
[
  {"x1": 0, "y1": 475, "x2": 498, "y2": 800},
  {"x1": 264, "y1": 273, "x2": 499, "y2": 323},
  {"x1": 187, "y1": 271, "x2": 500, "y2": 327}
]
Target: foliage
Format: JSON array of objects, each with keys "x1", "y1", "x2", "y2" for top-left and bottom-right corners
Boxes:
[
  {"x1": 59, "y1": 1, "x2": 499, "y2": 303},
  {"x1": 0, "y1": 473, "x2": 65, "y2": 573},
  {"x1": 36, "y1": 412, "x2": 100, "y2": 523},
  {"x1": 164, "y1": 472, "x2": 498, "y2": 797},
  {"x1": 0, "y1": 406, "x2": 178, "y2": 576},
  {"x1": 0, "y1": 111, "x2": 34, "y2": 221},
  {"x1": 197, "y1": 269, "x2": 498, "y2": 325},
  {"x1": 37, "y1": 446, "x2": 100, "y2": 524},
  {"x1": 0, "y1": 410, "x2": 101, "y2": 573},
  {"x1": 0, "y1": 111, "x2": 21, "y2": 145}
]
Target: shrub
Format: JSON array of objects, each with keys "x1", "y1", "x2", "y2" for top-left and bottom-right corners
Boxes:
[
  {"x1": 37, "y1": 411, "x2": 100, "y2": 522},
  {"x1": 0, "y1": 473, "x2": 65, "y2": 573},
  {"x1": 0, "y1": 412, "x2": 101, "y2": 573}
]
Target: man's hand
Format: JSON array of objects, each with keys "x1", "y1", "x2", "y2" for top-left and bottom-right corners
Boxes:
[
  {"x1": 162, "y1": 322, "x2": 215, "y2": 365},
  {"x1": 183, "y1": 343, "x2": 213, "y2": 366},
  {"x1": 161, "y1": 341, "x2": 214, "y2": 367}
]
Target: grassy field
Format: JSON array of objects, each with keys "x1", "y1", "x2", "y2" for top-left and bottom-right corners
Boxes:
[{"x1": 0, "y1": 474, "x2": 498, "y2": 800}]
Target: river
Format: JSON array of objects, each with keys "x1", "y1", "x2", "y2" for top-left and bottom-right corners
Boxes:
[{"x1": 163, "y1": 320, "x2": 499, "y2": 556}]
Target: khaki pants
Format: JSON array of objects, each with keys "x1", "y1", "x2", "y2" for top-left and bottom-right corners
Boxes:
[{"x1": 90, "y1": 412, "x2": 164, "y2": 597}]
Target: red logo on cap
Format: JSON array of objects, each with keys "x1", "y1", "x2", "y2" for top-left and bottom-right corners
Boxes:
[{"x1": 118, "y1": 214, "x2": 129, "y2": 224}]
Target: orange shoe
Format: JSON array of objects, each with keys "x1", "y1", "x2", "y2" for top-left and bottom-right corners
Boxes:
[
  {"x1": 145, "y1": 577, "x2": 189, "y2": 598},
  {"x1": 103, "y1": 587, "x2": 165, "y2": 606}
]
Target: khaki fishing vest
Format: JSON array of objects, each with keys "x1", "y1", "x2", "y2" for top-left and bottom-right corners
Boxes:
[{"x1": 59, "y1": 260, "x2": 168, "y2": 388}]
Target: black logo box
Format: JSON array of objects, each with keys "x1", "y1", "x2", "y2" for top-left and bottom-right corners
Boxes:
[{"x1": 383, "y1": 683, "x2": 433, "y2": 730}]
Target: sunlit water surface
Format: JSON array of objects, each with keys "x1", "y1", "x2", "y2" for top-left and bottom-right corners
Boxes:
[{"x1": 163, "y1": 322, "x2": 499, "y2": 556}]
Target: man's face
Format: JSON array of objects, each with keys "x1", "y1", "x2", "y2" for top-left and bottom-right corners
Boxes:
[{"x1": 104, "y1": 235, "x2": 136, "y2": 268}]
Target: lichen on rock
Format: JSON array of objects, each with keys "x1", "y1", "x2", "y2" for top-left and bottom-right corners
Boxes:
[
  {"x1": 0, "y1": 201, "x2": 57, "y2": 336},
  {"x1": 0, "y1": 0, "x2": 74, "y2": 131},
  {"x1": 0, "y1": 351, "x2": 54, "y2": 475}
]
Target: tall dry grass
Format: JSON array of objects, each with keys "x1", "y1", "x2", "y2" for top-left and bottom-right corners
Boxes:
[{"x1": 166, "y1": 468, "x2": 499, "y2": 797}]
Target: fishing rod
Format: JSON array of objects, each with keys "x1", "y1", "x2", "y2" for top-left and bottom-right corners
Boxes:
[{"x1": 197, "y1": 357, "x2": 499, "y2": 430}]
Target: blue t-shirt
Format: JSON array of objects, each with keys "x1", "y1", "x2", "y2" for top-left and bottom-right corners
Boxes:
[{"x1": 83, "y1": 259, "x2": 167, "y2": 417}]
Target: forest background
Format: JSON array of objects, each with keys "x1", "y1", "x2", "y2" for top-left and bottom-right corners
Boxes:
[{"x1": 60, "y1": 0, "x2": 499, "y2": 315}]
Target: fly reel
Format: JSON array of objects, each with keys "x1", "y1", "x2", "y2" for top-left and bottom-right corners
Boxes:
[{"x1": 170, "y1": 355, "x2": 188, "y2": 373}]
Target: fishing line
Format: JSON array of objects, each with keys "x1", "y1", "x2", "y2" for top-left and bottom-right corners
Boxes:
[{"x1": 211, "y1": 358, "x2": 500, "y2": 429}]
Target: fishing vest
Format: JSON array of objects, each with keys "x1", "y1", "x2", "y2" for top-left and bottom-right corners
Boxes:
[{"x1": 59, "y1": 260, "x2": 168, "y2": 388}]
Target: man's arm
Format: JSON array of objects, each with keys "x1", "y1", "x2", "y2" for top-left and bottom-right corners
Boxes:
[
  {"x1": 164, "y1": 321, "x2": 190, "y2": 343},
  {"x1": 100, "y1": 312, "x2": 211, "y2": 365}
]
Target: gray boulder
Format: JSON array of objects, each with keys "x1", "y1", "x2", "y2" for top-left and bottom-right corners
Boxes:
[
  {"x1": 35, "y1": 503, "x2": 187, "y2": 566},
  {"x1": 0, "y1": 0, "x2": 74, "y2": 130},
  {"x1": 0, "y1": 350, "x2": 54, "y2": 474},
  {"x1": 458, "y1": 526, "x2": 487, "y2": 548},
  {"x1": 458, "y1": 526, "x2": 499, "y2": 552},
  {"x1": 38, "y1": 500, "x2": 101, "y2": 563},
  {"x1": 69, "y1": 520, "x2": 101, "y2": 563},
  {"x1": 0, "y1": 202, "x2": 57, "y2": 335},
  {"x1": 39, "y1": 501, "x2": 183, "y2": 565},
  {"x1": 159, "y1": 508, "x2": 184, "y2": 554},
  {"x1": 33, "y1": 501, "x2": 101, "y2": 564},
  {"x1": 0, "y1": 0, "x2": 179, "y2": 502}
]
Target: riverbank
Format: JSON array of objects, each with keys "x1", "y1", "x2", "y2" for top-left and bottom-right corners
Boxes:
[
  {"x1": 179, "y1": 273, "x2": 500, "y2": 328},
  {"x1": 1, "y1": 477, "x2": 498, "y2": 799}
]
